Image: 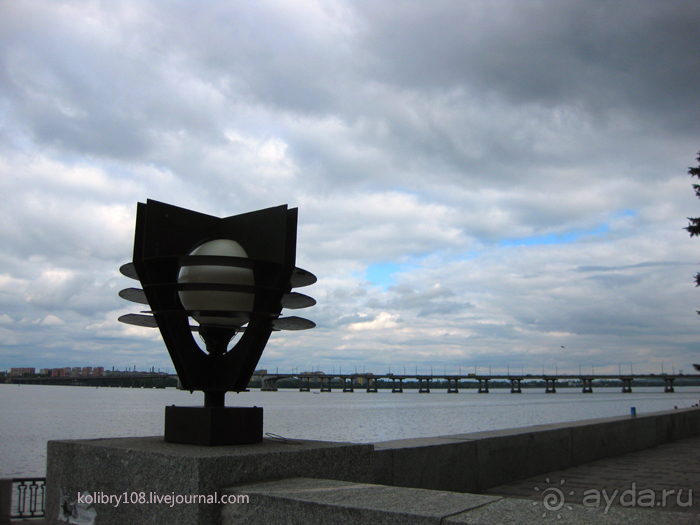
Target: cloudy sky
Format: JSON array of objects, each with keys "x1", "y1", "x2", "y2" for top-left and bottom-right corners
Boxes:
[{"x1": 1, "y1": 0, "x2": 700, "y2": 377}]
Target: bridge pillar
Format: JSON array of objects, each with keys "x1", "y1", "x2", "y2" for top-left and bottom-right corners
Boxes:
[
  {"x1": 320, "y1": 376, "x2": 332, "y2": 392},
  {"x1": 342, "y1": 377, "x2": 354, "y2": 392},
  {"x1": 299, "y1": 376, "x2": 310, "y2": 392},
  {"x1": 418, "y1": 377, "x2": 431, "y2": 393},
  {"x1": 366, "y1": 377, "x2": 378, "y2": 393},
  {"x1": 581, "y1": 377, "x2": 593, "y2": 393},
  {"x1": 478, "y1": 378, "x2": 489, "y2": 394},
  {"x1": 392, "y1": 378, "x2": 403, "y2": 393},
  {"x1": 664, "y1": 377, "x2": 675, "y2": 393},
  {"x1": 447, "y1": 377, "x2": 459, "y2": 393},
  {"x1": 621, "y1": 377, "x2": 633, "y2": 393},
  {"x1": 261, "y1": 376, "x2": 278, "y2": 392},
  {"x1": 545, "y1": 378, "x2": 557, "y2": 394},
  {"x1": 510, "y1": 378, "x2": 521, "y2": 394}
]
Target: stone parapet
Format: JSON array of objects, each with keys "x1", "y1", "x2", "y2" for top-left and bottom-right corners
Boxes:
[{"x1": 373, "y1": 407, "x2": 700, "y2": 492}]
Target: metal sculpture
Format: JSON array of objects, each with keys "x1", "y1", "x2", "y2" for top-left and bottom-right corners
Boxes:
[{"x1": 118, "y1": 200, "x2": 315, "y2": 444}]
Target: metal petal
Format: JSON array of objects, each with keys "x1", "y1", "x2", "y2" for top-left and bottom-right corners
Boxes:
[
  {"x1": 272, "y1": 316, "x2": 316, "y2": 331},
  {"x1": 119, "y1": 263, "x2": 139, "y2": 280},
  {"x1": 281, "y1": 292, "x2": 316, "y2": 309},
  {"x1": 290, "y1": 267, "x2": 317, "y2": 288},
  {"x1": 118, "y1": 288, "x2": 148, "y2": 305}
]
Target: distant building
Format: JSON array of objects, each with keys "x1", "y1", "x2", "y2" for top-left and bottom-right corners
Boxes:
[
  {"x1": 11, "y1": 366, "x2": 106, "y2": 378},
  {"x1": 10, "y1": 367, "x2": 35, "y2": 376}
]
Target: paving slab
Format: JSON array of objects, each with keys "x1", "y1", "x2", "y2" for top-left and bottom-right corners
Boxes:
[
  {"x1": 223, "y1": 478, "x2": 501, "y2": 525},
  {"x1": 484, "y1": 434, "x2": 700, "y2": 514},
  {"x1": 445, "y1": 496, "x2": 700, "y2": 524},
  {"x1": 222, "y1": 477, "x2": 700, "y2": 525}
]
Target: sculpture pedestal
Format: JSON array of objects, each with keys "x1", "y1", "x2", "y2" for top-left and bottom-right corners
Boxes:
[
  {"x1": 164, "y1": 406, "x2": 263, "y2": 446},
  {"x1": 45, "y1": 436, "x2": 373, "y2": 525}
]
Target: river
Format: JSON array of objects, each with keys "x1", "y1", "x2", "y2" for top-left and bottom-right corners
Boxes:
[{"x1": 1, "y1": 383, "x2": 698, "y2": 477}]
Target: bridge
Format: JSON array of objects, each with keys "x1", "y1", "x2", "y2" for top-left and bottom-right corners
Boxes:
[
  {"x1": 8, "y1": 370, "x2": 699, "y2": 395},
  {"x1": 254, "y1": 372, "x2": 700, "y2": 394}
]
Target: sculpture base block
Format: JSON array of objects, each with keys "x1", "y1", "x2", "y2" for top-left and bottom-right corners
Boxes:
[
  {"x1": 45, "y1": 436, "x2": 373, "y2": 525},
  {"x1": 164, "y1": 406, "x2": 263, "y2": 446}
]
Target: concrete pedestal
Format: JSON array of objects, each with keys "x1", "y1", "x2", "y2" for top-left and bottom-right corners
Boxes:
[{"x1": 45, "y1": 436, "x2": 373, "y2": 525}]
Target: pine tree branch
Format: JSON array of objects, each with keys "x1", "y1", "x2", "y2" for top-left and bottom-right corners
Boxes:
[{"x1": 686, "y1": 218, "x2": 700, "y2": 237}]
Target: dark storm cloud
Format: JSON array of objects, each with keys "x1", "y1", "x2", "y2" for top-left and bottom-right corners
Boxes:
[{"x1": 357, "y1": 1, "x2": 700, "y2": 129}]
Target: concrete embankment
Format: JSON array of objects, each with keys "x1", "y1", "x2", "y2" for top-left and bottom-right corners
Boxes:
[{"x1": 40, "y1": 406, "x2": 700, "y2": 524}]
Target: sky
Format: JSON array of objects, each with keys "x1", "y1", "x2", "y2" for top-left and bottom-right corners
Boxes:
[{"x1": 1, "y1": 0, "x2": 700, "y2": 377}]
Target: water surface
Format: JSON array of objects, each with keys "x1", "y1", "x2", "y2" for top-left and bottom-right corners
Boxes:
[{"x1": 1, "y1": 383, "x2": 698, "y2": 477}]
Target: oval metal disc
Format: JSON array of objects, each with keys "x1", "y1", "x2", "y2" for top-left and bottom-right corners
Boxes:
[
  {"x1": 118, "y1": 313, "x2": 157, "y2": 327},
  {"x1": 118, "y1": 288, "x2": 148, "y2": 305},
  {"x1": 118, "y1": 313, "x2": 207, "y2": 332},
  {"x1": 281, "y1": 292, "x2": 316, "y2": 309},
  {"x1": 119, "y1": 263, "x2": 139, "y2": 280},
  {"x1": 290, "y1": 267, "x2": 317, "y2": 288},
  {"x1": 272, "y1": 316, "x2": 316, "y2": 331}
]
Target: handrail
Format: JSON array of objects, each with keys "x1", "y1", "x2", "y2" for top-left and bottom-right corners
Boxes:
[{"x1": 10, "y1": 477, "x2": 46, "y2": 519}]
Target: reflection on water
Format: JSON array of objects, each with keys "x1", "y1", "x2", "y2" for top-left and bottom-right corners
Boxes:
[{"x1": 1, "y1": 383, "x2": 698, "y2": 477}]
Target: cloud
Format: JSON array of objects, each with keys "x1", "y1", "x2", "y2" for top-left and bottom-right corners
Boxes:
[
  {"x1": 347, "y1": 312, "x2": 400, "y2": 331},
  {"x1": 40, "y1": 314, "x2": 64, "y2": 326},
  {"x1": 378, "y1": 283, "x2": 473, "y2": 318},
  {"x1": 0, "y1": 0, "x2": 698, "y2": 376}
]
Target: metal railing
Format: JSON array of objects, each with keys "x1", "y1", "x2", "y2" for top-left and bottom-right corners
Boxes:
[{"x1": 11, "y1": 478, "x2": 46, "y2": 519}]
